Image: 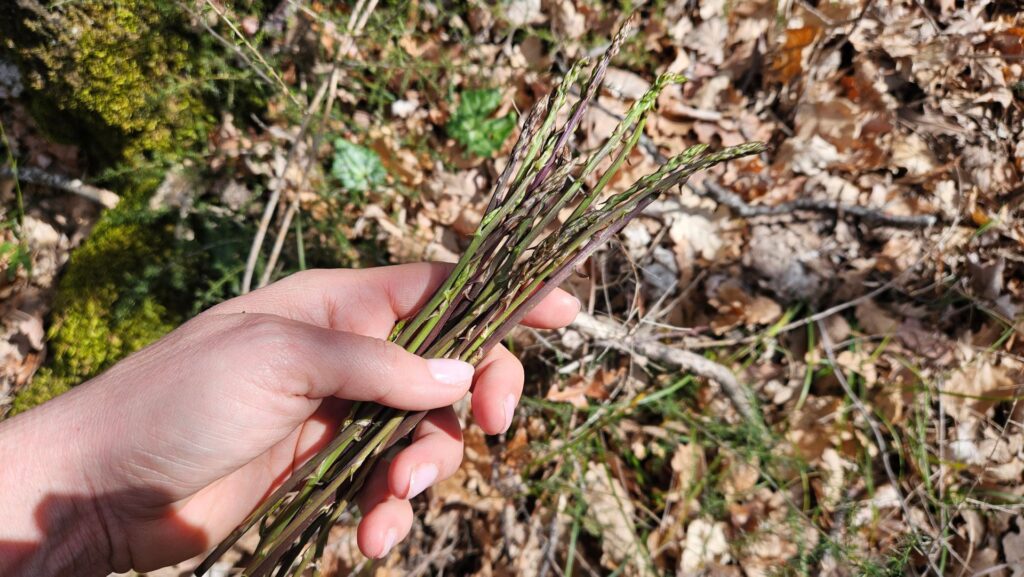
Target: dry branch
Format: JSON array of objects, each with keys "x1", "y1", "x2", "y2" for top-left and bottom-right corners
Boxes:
[
  {"x1": 699, "y1": 180, "x2": 939, "y2": 229},
  {"x1": 570, "y1": 311, "x2": 762, "y2": 425},
  {"x1": 587, "y1": 97, "x2": 940, "y2": 229},
  {"x1": 256, "y1": 0, "x2": 378, "y2": 289},
  {"x1": 1, "y1": 166, "x2": 120, "y2": 208}
]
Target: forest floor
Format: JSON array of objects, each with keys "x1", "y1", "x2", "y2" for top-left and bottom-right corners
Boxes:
[{"x1": 2, "y1": 1, "x2": 1024, "y2": 576}]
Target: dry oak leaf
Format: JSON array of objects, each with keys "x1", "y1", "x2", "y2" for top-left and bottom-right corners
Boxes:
[
  {"x1": 584, "y1": 466, "x2": 653, "y2": 577},
  {"x1": 708, "y1": 279, "x2": 782, "y2": 334},
  {"x1": 855, "y1": 299, "x2": 900, "y2": 335},
  {"x1": 679, "y1": 518, "x2": 732, "y2": 575},
  {"x1": 720, "y1": 450, "x2": 760, "y2": 501},
  {"x1": 943, "y1": 361, "x2": 1017, "y2": 421}
]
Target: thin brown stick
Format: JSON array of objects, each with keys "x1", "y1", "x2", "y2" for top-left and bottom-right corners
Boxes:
[
  {"x1": 257, "y1": 0, "x2": 378, "y2": 288},
  {"x1": 241, "y1": 80, "x2": 329, "y2": 293},
  {"x1": 1, "y1": 166, "x2": 119, "y2": 208},
  {"x1": 585, "y1": 96, "x2": 940, "y2": 229},
  {"x1": 699, "y1": 180, "x2": 939, "y2": 229},
  {"x1": 570, "y1": 311, "x2": 760, "y2": 423}
]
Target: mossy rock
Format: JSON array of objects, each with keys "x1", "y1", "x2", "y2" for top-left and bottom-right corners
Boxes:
[
  {"x1": 3, "y1": 1, "x2": 270, "y2": 414},
  {"x1": 10, "y1": 175, "x2": 189, "y2": 414},
  {"x1": 0, "y1": 0, "x2": 213, "y2": 162}
]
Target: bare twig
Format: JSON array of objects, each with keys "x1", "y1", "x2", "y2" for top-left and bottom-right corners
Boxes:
[
  {"x1": 239, "y1": 0, "x2": 386, "y2": 293},
  {"x1": 569, "y1": 311, "x2": 762, "y2": 425},
  {"x1": 700, "y1": 180, "x2": 939, "y2": 229},
  {"x1": 240, "y1": 80, "x2": 328, "y2": 293},
  {"x1": 230, "y1": 0, "x2": 358, "y2": 293},
  {"x1": 587, "y1": 96, "x2": 940, "y2": 229},
  {"x1": 538, "y1": 489, "x2": 570, "y2": 577},
  {"x1": 1, "y1": 166, "x2": 119, "y2": 208},
  {"x1": 257, "y1": 0, "x2": 378, "y2": 288}
]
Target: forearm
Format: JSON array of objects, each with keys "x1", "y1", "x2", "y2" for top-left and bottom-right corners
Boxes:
[{"x1": 0, "y1": 385, "x2": 116, "y2": 576}]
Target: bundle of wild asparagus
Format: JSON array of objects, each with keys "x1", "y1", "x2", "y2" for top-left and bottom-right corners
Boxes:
[{"x1": 197, "y1": 17, "x2": 765, "y2": 577}]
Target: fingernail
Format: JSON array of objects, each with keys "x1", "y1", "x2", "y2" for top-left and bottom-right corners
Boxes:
[
  {"x1": 407, "y1": 463, "x2": 438, "y2": 498},
  {"x1": 502, "y1": 394, "x2": 517, "y2": 434},
  {"x1": 569, "y1": 294, "x2": 582, "y2": 311},
  {"x1": 426, "y1": 358, "x2": 475, "y2": 386},
  {"x1": 377, "y1": 527, "x2": 397, "y2": 559}
]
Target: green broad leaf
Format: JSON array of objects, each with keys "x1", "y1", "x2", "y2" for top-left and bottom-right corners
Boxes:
[
  {"x1": 446, "y1": 88, "x2": 517, "y2": 157},
  {"x1": 330, "y1": 139, "x2": 387, "y2": 196},
  {"x1": 460, "y1": 88, "x2": 503, "y2": 118},
  {"x1": 1, "y1": 241, "x2": 31, "y2": 281}
]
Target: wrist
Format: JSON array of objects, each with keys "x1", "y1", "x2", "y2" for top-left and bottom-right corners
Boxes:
[{"x1": 0, "y1": 382, "x2": 121, "y2": 576}]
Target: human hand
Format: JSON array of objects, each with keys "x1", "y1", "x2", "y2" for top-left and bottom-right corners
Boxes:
[{"x1": 0, "y1": 263, "x2": 579, "y2": 575}]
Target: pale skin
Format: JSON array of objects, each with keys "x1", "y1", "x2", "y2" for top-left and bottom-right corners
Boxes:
[{"x1": 0, "y1": 263, "x2": 579, "y2": 576}]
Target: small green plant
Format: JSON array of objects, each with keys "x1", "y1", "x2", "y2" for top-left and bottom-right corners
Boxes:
[
  {"x1": 1, "y1": 120, "x2": 30, "y2": 282},
  {"x1": 446, "y1": 88, "x2": 517, "y2": 157},
  {"x1": 330, "y1": 138, "x2": 387, "y2": 200},
  {"x1": 0, "y1": 233, "x2": 31, "y2": 281}
]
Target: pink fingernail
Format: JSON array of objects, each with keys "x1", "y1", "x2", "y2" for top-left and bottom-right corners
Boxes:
[
  {"x1": 502, "y1": 394, "x2": 517, "y2": 434},
  {"x1": 408, "y1": 463, "x2": 438, "y2": 498},
  {"x1": 378, "y1": 527, "x2": 397, "y2": 558},
  {"x1": 426, "y1": 358, "x2": 474, "y2": 386}
]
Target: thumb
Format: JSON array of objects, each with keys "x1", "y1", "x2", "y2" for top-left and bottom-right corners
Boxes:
[{"x1": 231, "y1": 314, "x2": 474, "y2": 411}]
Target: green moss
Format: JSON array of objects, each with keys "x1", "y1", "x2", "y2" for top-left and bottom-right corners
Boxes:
[
  {"x1": 1, "y1": 0, "x2": 213, "y2": 162},
  {"x1": 10, "y1": 370, "x2": 71, "y2": 415},
  {"x1": 0, "y1": 0, "x2": 275, "y2": 416},
  {"x1": 0, "y1": 2, "x2": 275, "y2": 413},
  {"x1": 9, "y1": 175, "x2": 187, "y2": 414}
]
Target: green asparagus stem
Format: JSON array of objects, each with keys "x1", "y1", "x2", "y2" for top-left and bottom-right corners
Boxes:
[{"x1": 197, "y1": 16, "x2": 767, "y2": 576}]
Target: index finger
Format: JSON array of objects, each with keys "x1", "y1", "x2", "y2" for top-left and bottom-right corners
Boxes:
[{"x1": 207, "y1": 263, "x2": 579, "y2": 338}]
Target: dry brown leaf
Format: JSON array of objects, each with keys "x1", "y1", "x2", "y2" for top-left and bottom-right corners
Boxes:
[
  {"x1": 944, "y1": 361, "x2": 1018, "y2": 421},
  {"x1": 770, "y1": 26, "x2": 819, "y2": 84},
  {"x1": 787, "y1": 396, "x2": 843, "y2": 461},
  {"x1": 890, "y1": 133, "x2": 938, "y2": 180},
  {"x1": 744, "y1": 224, "x2": 828, "y2": 302},
  {"x1": 835, "y1": 350, "x2": 878, "y2": 386},
  {"x1": 1002, "y1": 526, "x2": 1024, "y2": 573},
  {"x1": 584, "y1": 466, "x2": 652, "y2": 577},
  {"x1": 707, "y1": 279, "x2": 782, "y2": 334},
  {"x1": 855, "y1": 299, "x2": 900, "y2": 335},
  {"x1": 818, "y1": 448, "x2": 853, "y2": 512},
  {"x1": 720, "y1": 450, "x2": 760, "y2": 500},
  {"x1": 504, "y1": 0, "x2": 544, "y2": 27},
  {"x1": 546, "y1": 0, "x2": 585, "y2": 40},
  {"x1": 679, "y1": 518, "x2": 731, "y2": 575},
  {"x1": 737, "y1": 529, "x2": 799, "y2": 577},
  {"x1": 545, "y1": 369, "x2": 618, "y2": 409},
  {"x1": 604, "y1": 68, "x2": 651, "y2": 100}
]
